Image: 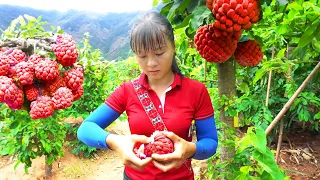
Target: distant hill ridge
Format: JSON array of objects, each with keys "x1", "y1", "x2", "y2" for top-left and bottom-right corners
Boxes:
[{"x1": 0, "y1": 4, "x2": 161, "y2": 60}]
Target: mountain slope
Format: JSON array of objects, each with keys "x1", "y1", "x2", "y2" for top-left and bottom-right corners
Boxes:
[{"x1": 0, "y1": 4, "x2": 146, "y2": 60}]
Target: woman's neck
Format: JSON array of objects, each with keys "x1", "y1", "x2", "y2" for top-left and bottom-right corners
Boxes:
[{"x1": 147, "y1": 71, "x2": 175, "y2": 90}]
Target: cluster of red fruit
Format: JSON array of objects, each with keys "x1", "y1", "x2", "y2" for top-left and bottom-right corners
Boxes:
[
  {"x1": 194, "y1": 0, "x2": 263, "y2": 66},
  {"x1": 0, "y1": 34, "x2": 84, "y2": 119}
]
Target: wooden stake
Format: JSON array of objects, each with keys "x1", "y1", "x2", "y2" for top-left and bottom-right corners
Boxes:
[
  {"x1": 275, "y1": 44, "x2": 290, "y2": 164},
  {"x1": 266, "y1": 61, "x2": 320, "y2": 135},
  {"x1": 275, "y1": 119, "x2": 284, "y2": 163},
  {"x1": 45, "y1": 155, "x2": 53, "y2": 180},
  {"x1": 265, "y1": 48, "x2": 275, "y2": 106}
]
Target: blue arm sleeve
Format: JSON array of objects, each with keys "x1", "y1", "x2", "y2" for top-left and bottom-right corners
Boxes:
[
  {"x1": 192, "y1": 116, "x2": 218, "y2": 160},
  {"x1": 77, "y1": 103, "x2": 120, "y2": 149}
]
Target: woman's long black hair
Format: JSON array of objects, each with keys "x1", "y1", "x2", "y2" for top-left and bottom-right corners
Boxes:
[{"x1": 130, "y1": 11, "x2": 182, "y2": 76}]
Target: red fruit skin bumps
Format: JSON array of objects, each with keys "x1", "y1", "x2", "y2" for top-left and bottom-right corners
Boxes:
[
  {"x1": 35, "y1": 59, "x2": 60, "y2": 81},
  {"x1": 134, "y1": 131, "x2": 174, "y2": 159},
  {"x1": 30, "y1": 96, "x2": 55, "y2": 119},
  {"x1": 194, "y1": 24, "x2": 238, "y2": 63},
  {"x1": 53, "y1": 35, "x2": 79, "y2": 67},
  {"x1": 16, "y1": 61, "x2": 35, "y2": 85},
  {"x1": 207, "y1": 0, "x2": 261, "y2": 33},
  {"x1": 234, "y1": 40, "x2": 263, "y2": 66},
  {"x1": 64, "y1": 65, "x2": 84, "y2": 91},
  {"x1": 51, "y1": 87, "x2": 73, "y2": 110},
  {"x1": 0, "y1": 34, "x2": 83, "y2": 119}
]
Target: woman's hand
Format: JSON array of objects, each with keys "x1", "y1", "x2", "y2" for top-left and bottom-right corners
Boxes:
[
  {"x1": 106, "y1": 134, "x2": 152, "y2": 171},
  {"x1": 151, "y1": 131, "x2": 196, "y2": 172}
]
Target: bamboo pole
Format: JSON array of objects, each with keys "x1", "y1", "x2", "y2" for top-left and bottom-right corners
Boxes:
[
  {"x1": 275, "y1": 44, "x2": 292, "y2": 163},
  {"x1": 275, "y1": 119, "x2": 284, "y2": 163},
  {"x1": 265, "y1": 61, "x2": 320, "y2": 135},
  {"x1": 265, "y1": 48, "x2": 275, "y2": 106}
]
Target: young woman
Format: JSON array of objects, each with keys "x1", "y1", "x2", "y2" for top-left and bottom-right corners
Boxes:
[{"x1": 77, "y1": 11, "x2": 218, "y2": 180}]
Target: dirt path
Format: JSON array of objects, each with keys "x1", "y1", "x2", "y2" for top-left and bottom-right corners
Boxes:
[
  {"x1": 0, "y1": 120, "x2": 128, "y2": 180},
  {"x1": 0, "y1": 120, "x2": 206, "y2": 180},
  {"x1": 1, "y1": 119, "x2": 318, "y2": 180}
]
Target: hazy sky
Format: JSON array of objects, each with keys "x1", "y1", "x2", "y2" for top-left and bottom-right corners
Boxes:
[{"x1": 0, "y1": 0, "x2": 153, "y2": 13}]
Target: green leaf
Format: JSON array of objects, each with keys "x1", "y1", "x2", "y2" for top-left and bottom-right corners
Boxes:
[
  {"x1": 160, "y1": 1, "x2": 174, "y2": 17},
  {"x1": 297, "y1": 19, "x2": 320, "y2": 48},
  {"x1": 239, "y1": 35, "x2": 251, "y2": 43},
  {"x1": 162, "y1": 0, "x2": 173, "y2": 3},
  {"x1": 179, "y1": 38, "x2": 188, "y2": 55},
  {"x1": 22, "y1": 135, "x2": 30, "y2": 148},
  {"x1": 167, "y1": 0, "x2": 189, "y2": 19},
  {"x1": 10, "y1": 121, "x2": 20, "y2": 129},
  {"x1": 237, "y1": 134, "x2": 251, "y2": 153},
  {"x1": 276, "y1": 48, "x2": 287, "y2": 58},
  {"x1": 238, "y1": 82, "x2": 250, "y2": 93},
  {"x1": 315, "y1": 112, "x2": 320, "y2": 119},
  {"x1": 189, "y1": 5, "x2": 212, "y2": 33},
  {"x1": 23, "y1": 14, "x2": 37, "y2": 22},
  {"x1": 175, "y1": 14, "x2": 192, "y2": 29},
  {"x1": 251, "y1": 127, "x2": 266, "y2": 153},
  {"x1": 252, "y1": 149, "x2": 285, "y2": 180},
  {"x1": 295, "y1": 0, "x2": 303, "y2": 5},
  {"x1": 277, "y1": 0, "x2": 288, "y2": 5},
  {"x1": 312, "y1": 38, "x2": 320, "y2": 53},
  {"x1": 235, "y1": 173, "x2": 249, "y2": 180},
  {"x1": 17, "y1": 15, "x2": 26, "y2": 26},
  {"x1": 152, "y1": 0, "x2": 159, "y2": 6},
  {"x1": 287, "y1": 2, "x2": 303, "y2": 11},
  {"x1": 253, "y1": 68, "x2": 267, "y2": 85},
  {"x1": 298, "y1": 107, "x2": 310, "y2": 121},
  {"x1": 275, "y1": 24, "x2": 289, "y2": 35},
  {"x1": 14, "y1": 161, "x2": 21, "y2": 170}
]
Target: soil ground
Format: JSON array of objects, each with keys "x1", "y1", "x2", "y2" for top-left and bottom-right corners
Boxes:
[{"x1": 0, "y1": 119, "x2": 319, "y2": 180}]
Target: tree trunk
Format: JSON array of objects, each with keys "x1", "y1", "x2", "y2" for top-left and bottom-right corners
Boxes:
[
  {"x1": 45, "y1": 155, "x2": 52, "y2": 180},
  {"x1": 217, "y1": 56, "x2": 236, "y2": 162}
]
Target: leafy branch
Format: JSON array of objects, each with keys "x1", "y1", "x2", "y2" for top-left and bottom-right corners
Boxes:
[{"x1": 0, "y1": 37, "x2": 54, "y2": 52}]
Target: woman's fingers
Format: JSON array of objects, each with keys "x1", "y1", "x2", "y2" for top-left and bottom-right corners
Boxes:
[
  {"x1": 152, "y1": 160, "x2": 182, "y2": 172},
  {"x1": 133, "y1": 157, "x2": 152, "y2": 171},
  {"x1": 151, "y1": 151, "x2": 182, "y2": 162},
  {"x1": 162, "y1": 131, "x2": 180, "y2": 143},
  {"x1": 123, "y1": 153, "x2": 152, "y2": 171},
  {"x1": 130, "y1": 134, "x2": 150, "y2": 143}
]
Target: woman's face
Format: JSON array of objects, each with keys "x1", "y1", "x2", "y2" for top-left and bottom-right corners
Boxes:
[{"x1": 135, "y1": 39, "x2": 174, "y2": 81}]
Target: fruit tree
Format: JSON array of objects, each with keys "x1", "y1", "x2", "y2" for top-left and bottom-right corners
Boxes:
[{"x1": 0, "y1": 15, "x2": 84, "y2": 179}]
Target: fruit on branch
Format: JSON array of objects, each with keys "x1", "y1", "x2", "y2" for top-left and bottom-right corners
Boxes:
[
  {"x1": 0, "y1": 55, "x2": 10, "y2": 76},
  {"x1": 72, "y1": 85, "x2": 84, "y2": 101},
  {"x1": 0, "y1": 76, "x2": 15, "y2": 102},
  {"x1": 0, "y1": 33, "x2": 84, "y2": 119},
  {"x1": 29, "y1": 96, "x2": 55, "y2": 119},
  {"x1": 0, "y1": 52, "x2": 23, "y2": 78},
  {"x1": 206, "y1": 0, "x2": 214, "y2": 11},
  {"x1": 45, "y1": 75, "x2": 66, "y2": 95},
  {"x1": 4, "y1": 86, "x2": 24, "y2": 110},
  {"x1": 134, "y1": 131, "x2": 174, "y2": 159},
  {"x1": 53, "y1": 34, "x2": 79, "y2": 67},
  {"x1": 234, "y1": 40, "x2": 263, "y2": 66},
  {"x1": 207, "y1": 0, "x2": 261, "y2": 35},
  {"x1": 51, "y1": 87, "x2": 73, "y2": 110},
  {"x1": 64, "y1": 65, "x2": 84, "y2": 90},
  {"x1": 0, "y1": 77, "x2": 24, "y2": 110},
  {"x1": 24, "y1": 84, "x2": 39, "y2": 101},
  {"x1": 194, "y1": 24, "x2": 238, "y2": 63},
  {"x1": 34, "y1": 59, "x2": 60, "y2": 81},
  {"x1": 5, "y1": 49, "x2": 27, "y2": 64},
  {"x1": 16, "y1": 61, "x2": 35, "y2": 85},
  {"x1": 28, "y1": 54, "x2": 44, "y2": 66}
]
